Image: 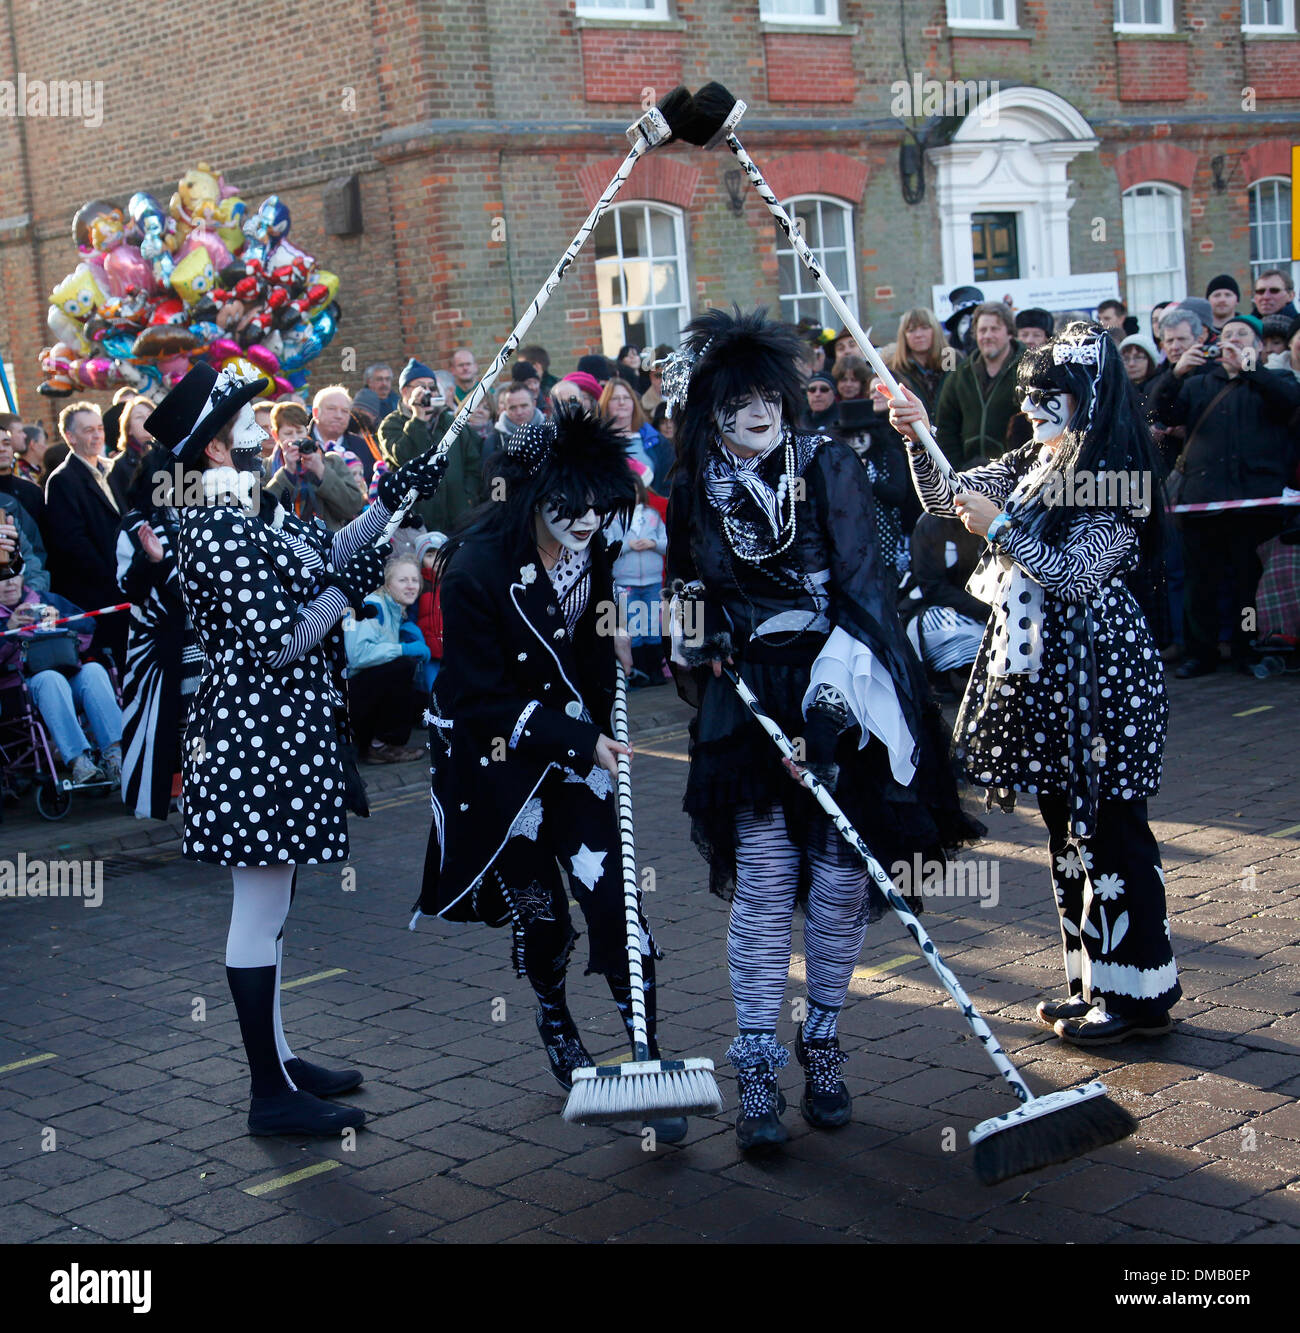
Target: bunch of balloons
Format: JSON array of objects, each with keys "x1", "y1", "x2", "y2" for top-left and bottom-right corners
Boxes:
[{"x1": 38, "y1": 162, "x2": 341, "y2": 400}]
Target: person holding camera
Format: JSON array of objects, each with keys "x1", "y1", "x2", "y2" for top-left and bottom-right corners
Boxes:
[
  {"x1": 0, "y1": 567, "x2": 123, "y2": 786},
  {"x1": 378, "y1": 358, "x2": 486, "y2": 537},
  {"x1": 265, "y1": 402, "x2": 363, "y2": 533},
  {"x1": 146, "y1": 362, "x2": 448, "y2": 1138}
]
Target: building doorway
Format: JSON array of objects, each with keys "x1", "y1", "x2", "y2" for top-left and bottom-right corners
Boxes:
[{"x1": 971, "y1": 212, "x2": 1020, "y2": 281}]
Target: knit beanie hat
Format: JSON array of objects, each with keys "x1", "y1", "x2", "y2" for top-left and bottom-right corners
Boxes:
[
  {"x1": 398, "y1": 357, "x2": 436, "y2": 389},
  {"x1": 1205, "y1": 274, "x2": 1240, "y2": 300}
]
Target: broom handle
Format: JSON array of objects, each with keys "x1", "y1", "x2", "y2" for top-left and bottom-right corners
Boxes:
[
  {"x1": 723, "y1": 133, "x2": 957, "y2": 486},
  {"x1": 613, "y1": 664, "x2": 652, "y2": 1062},
  {"x1": 724, "y1": 667, "x2": 1034, "y2": 1105},
  {"x1": 378, "y1": 133, "x2": 655, "y2": 542}
]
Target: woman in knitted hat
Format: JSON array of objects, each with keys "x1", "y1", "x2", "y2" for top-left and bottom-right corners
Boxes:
[
  {"x1": 886, "y1": 321, "x2": 1181, "y2": 1048},
  {"x1": 413, "y1": 402, "x2": 687, "y2": 1140},
  {"x1": 664, "y1": 307, "x2": 980, "y2": 1153},
  {"x1": 150, "y1": 363, "x2": 448, "y2": 1136}
]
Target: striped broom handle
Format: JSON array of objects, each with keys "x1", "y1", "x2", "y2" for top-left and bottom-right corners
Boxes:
[
  {"x1": 379, "y1": 123, "x2": 663, "y2": 543},
  {"x1": 612, "y1": 664, "x2": 651, "y2": 1062},
  {"x1": 723, "y1": 666, "x2": 1034, "y2": 1105},
  {"x1": 723, "y1": 132, "x2": 957, "y2": 486}
]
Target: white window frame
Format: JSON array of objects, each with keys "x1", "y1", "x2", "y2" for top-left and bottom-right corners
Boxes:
[
  {"x1": 1242, "y1": 0, "x2": 1295, "y2": 32},
  {"x1": 1248, "y1": 176, "x2": 1298, "y2": 287},
  {"x1": 575, "y1": 0, "x2": 670, "y2": 20},
  {"x1": 946, "y1": 0, "x2": 1017, "y2": 29},
  {"x1": 594, "y1": 202, "x2": 690, "y2": 359},
  {"x1": 1121, "y1": 182, "x2": 1187, "y2": 317},
  {"x1": 774, "y1": 194, "x2": 859, "y2": 328},
  {"x1": 759, "y1": 0, "x2": 842, "y2": 25},
  {"x1": 1114, "y1": 0, "x2": 1175, "y2": 33}
]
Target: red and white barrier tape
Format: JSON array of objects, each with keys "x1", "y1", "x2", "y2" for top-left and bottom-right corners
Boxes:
[
  {"x1": 0, "y1": 602, "x2": 131, "y2": 639},
  {"x1": 1169, "y1": 492, "x2": 1300, "y2": 515}
]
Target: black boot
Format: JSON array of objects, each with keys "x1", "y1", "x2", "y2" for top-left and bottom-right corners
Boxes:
[
  {"x1": 795, "y1": 1024, "x2": 852, "y2": 1128},
  {"x1": 283, "y1": 1057, "x2": 363, "y2": 1097},
  {"x1": 534, "y1": 985, "x2": 592, "y2": 1091},
  {"x1": 734, "y1": 1061, "x2": 789, "y2": 1153},
  {"x1": 226, "y1": 966, "x2": 365, "y2": 1136},
  {"x1": 607, "y1": 963, "x2": 688, "y2": 1144}
]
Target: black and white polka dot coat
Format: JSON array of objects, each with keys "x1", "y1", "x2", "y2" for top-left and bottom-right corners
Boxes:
[
  {"x1": 908, "y1": 442, "x2": 1168, "y2": 839},
  {"x1": 176, "y1": 502, "x2": 351, "y2": 866}
]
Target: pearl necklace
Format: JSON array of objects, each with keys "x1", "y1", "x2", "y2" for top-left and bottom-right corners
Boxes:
[{"x1": 718, "y1": 431, "x2": 799, "y2": 564}]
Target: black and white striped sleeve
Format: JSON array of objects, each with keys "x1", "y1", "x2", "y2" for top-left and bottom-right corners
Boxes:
[
  {"x1": 330, "y1": 499, "x2": 394, "y2": 569},
  {"x1": 994, "y1": 511, "x2": 1137, "y2": 602},
  {"x1": 906, "y1": 446, "x2": 1023, "y2": 517},
  {"x1": 266, "y1": 586, "x2": 351, "y2": 669}
]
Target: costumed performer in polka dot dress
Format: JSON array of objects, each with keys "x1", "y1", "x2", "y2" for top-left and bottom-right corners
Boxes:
[
  {"x1": 146, "y1": 364, "x2": 447, "y2": 1136},
  {"x1": 885, "y1": 321, "x2": 1181, "y2": 1048}
]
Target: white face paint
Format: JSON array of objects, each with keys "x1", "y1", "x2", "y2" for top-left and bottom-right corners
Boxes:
[
  {"x1": 229, "y1": 401, "x2": 268, "y2": 475},
  {"x1": 715, "y1": 390, "x2": 782, "y2": 455},
  {"x1": 1021, "y1": 389, "x2": 1075, "y2": 447},
  {"x1": 542, "y1": 502, "x2": 600, "y2": 553}
]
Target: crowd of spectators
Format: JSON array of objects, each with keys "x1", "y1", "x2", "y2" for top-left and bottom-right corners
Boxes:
[{"x1": 2, "y1": 268, "x2": 1297, "y2": 825}]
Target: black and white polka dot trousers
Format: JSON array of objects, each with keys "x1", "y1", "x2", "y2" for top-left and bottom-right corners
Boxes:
[
  {"x1": 729, "y1": 804, "x2": 872, "y2": 1034},
  {"x1": 1039, "y1": 794, "x2": 1181, "y2": 1024}
]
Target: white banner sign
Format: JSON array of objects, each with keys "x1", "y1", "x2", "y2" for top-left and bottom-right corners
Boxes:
[{"x1": 932, "y1": 273, "x2": 1121, "y2": 320}]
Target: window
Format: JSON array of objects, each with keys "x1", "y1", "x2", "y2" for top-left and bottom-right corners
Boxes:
[
  {"x1": 1249, "y1": 177, "x2": 1297, "y2": 285},
  {"x1": 775, "y1": 196, "x2": 858, "y2": 327},
  {"x1": 593, "y1": 203, "x2": 689, "y2": 357},
  {"x1": 1115, "y1": 0, "x2": 1174, "y2": 31},
  {"x1": 1121, "y1": 183, "x2": 1186, "y2": 315},
  {"x1": 1242, "y1": 0, "x2": 1295, "y2": 30},
  {"x1": 575, "y1": 0, "x2": 669, "y2": 18},
  {"x1": 760, "y1": 0, "x2": 841, "y2": 23},
  {"x1": 947, "y1": 0, "x2": 1016, "y2": 26}
]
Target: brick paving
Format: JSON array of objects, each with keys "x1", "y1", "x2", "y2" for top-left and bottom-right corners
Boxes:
[{"x1": 0, "y1": 673, "x2": 1297, "y2": 1244}]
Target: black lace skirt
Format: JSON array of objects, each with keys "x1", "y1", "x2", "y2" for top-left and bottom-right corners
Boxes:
[{"x1": 682, "y1": 645, "x2": 983, "y2": 910}]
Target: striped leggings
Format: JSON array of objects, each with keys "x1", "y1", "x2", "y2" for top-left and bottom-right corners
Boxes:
[{"x1": 729, "y1": 804, "x2": 873, "y2": 1033}]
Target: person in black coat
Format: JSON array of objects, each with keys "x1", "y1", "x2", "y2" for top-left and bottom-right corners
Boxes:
[
  {"x1": 415, "y1": 404, "x2": 688, "y2": 1136},
  {"x1": 148, "y1": 363, "x2": 447, "y2": 1138},
  {"x1": 1149, "y1": 315, "x2": 1300, "y2": 674},
  {"x1": 43, "y1": 403, "x2": 127, "y2": 664}
]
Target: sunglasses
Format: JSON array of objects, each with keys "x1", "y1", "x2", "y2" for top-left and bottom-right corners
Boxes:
[
  {"x1": 1255, "y1": 286, "x2": 1287, "y2": 295},
  {"x1": 807, "y1": 385, "x2": 833, "y2": 394},
  {"x1": 1022, "y1": 388, "x2": 1064, "y2": 410}
]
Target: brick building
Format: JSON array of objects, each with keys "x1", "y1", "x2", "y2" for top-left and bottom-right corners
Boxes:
[{"x1": 2, "y1": 0, "x2": 1299, "y2": 422}]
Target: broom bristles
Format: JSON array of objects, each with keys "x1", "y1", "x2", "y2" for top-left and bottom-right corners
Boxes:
[
  {"x1": 970, "y1": 1084, "x2": 1138, "y2": 1185},
  {"x1": 657, "y1": 86, "x2": 696, "y2": 140},
  {"x1": 563, "y1": 1061, "x2": 722, "y2": 1124}
]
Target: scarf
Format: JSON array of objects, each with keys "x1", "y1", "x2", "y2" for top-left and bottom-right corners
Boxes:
[{"x1": 704, "y1": 435, "x2": 788, "y2": 538}]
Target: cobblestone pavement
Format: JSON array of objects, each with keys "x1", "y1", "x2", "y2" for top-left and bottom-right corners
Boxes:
[{"x1": 0, "y1": 673, "x2": 1297, "y2": 1245}]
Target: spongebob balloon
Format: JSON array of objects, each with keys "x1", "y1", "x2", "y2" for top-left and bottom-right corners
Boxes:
[
  {"x1": 51, "y1": 265, "x2": 109, "y2": 323},
  {"x1": 170, "y1": 247, "x2": 216, "y2": 306}
]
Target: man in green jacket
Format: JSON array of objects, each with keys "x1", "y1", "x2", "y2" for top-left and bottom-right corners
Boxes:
[
  {"x1": 379, "y1": 358, "x2": 486, "y2": 534},
  {"x1": 934, "y1": 302, "x2": 1025, "y2": 466}
]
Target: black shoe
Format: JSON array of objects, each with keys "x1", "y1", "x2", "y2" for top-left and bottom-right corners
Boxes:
[
  {"x1": 735, "y1": 1061, "x2": 789, "y2": 1153},
  {"x1": 536, "y1": 1005, "x2": 592, "y2": 1091},
  {"x1": 1033, "y1": 996, "x2": 1093, "y2": 1029},
  {"x1": 795, "y1": 1025, "x2": 852, "y2": 1129},
  {"x1": 1054, "y1": 1007, "x2": 1173, "y2": 1047},
  {"x1": 248, "y1": 1089, "x2": 366, "y2": 1136},
  {"x1": 1175, "y1": 658, "x2": 1217, "y2": 679},
  {"x1": 284, "y1": 1057, "x2": 363, "y2": 1097}
]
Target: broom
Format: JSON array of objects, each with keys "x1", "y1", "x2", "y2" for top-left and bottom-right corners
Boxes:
[
  {"x1": 674, "y1": 81, "x2": 958, "y2": 486},
  {"x1": 379, "y1": 87, "x2": 697, "y2": 542},
  {"x1": 722, "y1": 666, "x2": 1136, "y2": 1185},
  {"x1": 563, "y1": 664, "x2": 723, "y2": 1125}
]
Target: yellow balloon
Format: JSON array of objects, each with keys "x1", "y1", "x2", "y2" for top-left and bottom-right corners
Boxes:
[
  {"x1": 171, "y1": 247, "x2": 217, "y2": 306},
  {"x1": 303, "y1": 269, "x2": 339, "y2": 320},
  {"x1": 218, "y1": 355, "x2": 275, "y2": 397},
  {"x1": 216, "y1": 196, "x2": 247, "y2": 253}
]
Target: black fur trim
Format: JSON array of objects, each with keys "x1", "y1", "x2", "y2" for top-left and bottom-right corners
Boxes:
[{"x1": 678, "y1": 629, "x2": 733, "y2": 667}]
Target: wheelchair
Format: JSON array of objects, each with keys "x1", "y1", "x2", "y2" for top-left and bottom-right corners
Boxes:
[{"x1": 0, "y1": 632, "x2": 122, "y2": 821}]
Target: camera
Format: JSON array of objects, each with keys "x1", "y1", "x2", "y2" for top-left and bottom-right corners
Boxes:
[
  {"x1": 416, "y1": 388, "x2": 438, "y2": 409},
  {"x1": 298, "y1": 439, "x2": 319, "y2": 454},
  {"x1": 1203, "y1": 345, "x2": 1221, "y2": 359}
]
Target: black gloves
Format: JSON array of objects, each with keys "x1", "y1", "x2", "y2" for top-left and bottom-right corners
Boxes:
[
  {"x1": 325, "y1": 544, "x2": 387, "y2": 615},
  {"x1": 378, "y1": 448, "x2": 449, "y2": 511},
  {"x1": 803, "y1": 684, "x2": 852, "y2": 793}
]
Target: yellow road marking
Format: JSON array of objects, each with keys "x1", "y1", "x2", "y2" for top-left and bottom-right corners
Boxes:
[
  {"x1": 1233, "y1": 705, "x2": 1274, "y2": 718},
  {"x1": 635, "y1": 747, "x2": 689, "y2": 763},
  {"x1": 243, "y1": 1159, "x2": 341, "y2": 1196},
  {"x1": 1269, "y1": 823, "x2": 1300, "y2": 838},
  {"x1": 854, "y1": 955, "x2": 914, "y2": 979},
  {"x1": 0, "y1": 1052, "x2": 57, "y2": 1075},
  {"x1": 280, "y1": 968, "x2": 347, "y2": 990},
  {"x1": 367, "y1": 791, "x2": 427, "y2": 813}
]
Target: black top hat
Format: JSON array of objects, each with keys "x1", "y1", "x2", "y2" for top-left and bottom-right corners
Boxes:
[{"x1": 144, "y1": 362, "x2": 268, "y2": 465}]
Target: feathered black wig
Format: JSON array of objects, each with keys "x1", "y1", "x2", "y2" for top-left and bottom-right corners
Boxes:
[
  {"x1": 672, "y1": 305, "x2": 807, "y2": 485},
  {"x1": 436, "y1": 400, "x2": 637, "y2": 576},
  {"x1": 1012, "y1": 321, "x2": 1167, "y2": 566}
]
